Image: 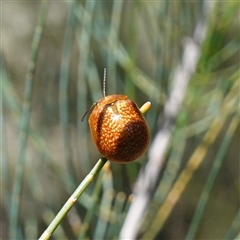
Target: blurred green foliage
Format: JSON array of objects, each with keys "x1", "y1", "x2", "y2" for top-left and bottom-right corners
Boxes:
[{"x1": 2, "y1": 1, "x2": 239, "y2": 239}]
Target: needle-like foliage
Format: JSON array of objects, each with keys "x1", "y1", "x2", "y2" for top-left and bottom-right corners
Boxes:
[{"x1": 2, "y1": 1, "x2": 239, "y2": 239}]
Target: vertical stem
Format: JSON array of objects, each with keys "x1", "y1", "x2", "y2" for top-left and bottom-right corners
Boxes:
[
  {"x1": 10, "y1": 1, "x2": 48, "y2": 239},
  {"x1": 59, "y1": 1, "x2": 77, "y2": 182},
  {"x1": 185, "y1": 115, "x2": 239, "y2": 240},
  {"x1": 77, "y1": 1, "x2": 96, "y2": 173},
  {"x1": 107, "y1": 1, "x2": 123, "y2": 94}
]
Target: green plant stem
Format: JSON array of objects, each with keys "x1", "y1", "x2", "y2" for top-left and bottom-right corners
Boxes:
[
  {"x1": 224, "y1": 205, "x2": 240, "y2": 239},
  {"x1": 141, "y1": 80, "x2": 239, "y2": 239},
  {"x1": 77, "y1": 167, "x2": 105, "y2": 240},
  {"x1": 77, "y1": 1, "x2": 96, "y2": 174},
  {"x1": 39, "y1": 157, "x2": 108, "y2": 240},
  {"x1": 94, "y1": 165, "x2": 114, "y2": 239},
  {"x1": 59, "y1": 0, "x2": 77, "y2": 183},
  {"x1": 107, "y1": 1, "x2": 123, "y2": 94},
  {"x1": 185, "y1": 114, "x2": 239, "y2": 240},
  {"x1": 9, "y1": 1, "x2": 48, "y2": 239},
  {"x1": 38, "y1": 102, "x2": 151, "y2": 240}
]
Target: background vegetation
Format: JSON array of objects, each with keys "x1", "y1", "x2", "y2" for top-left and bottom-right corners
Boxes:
[{"x1": 2, "y1": 1, "x2": 239, "y2": 239}]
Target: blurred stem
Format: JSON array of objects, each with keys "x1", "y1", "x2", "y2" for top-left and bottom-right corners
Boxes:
[
  {"x1": 38, "y1": 102, "x2": 151, "y2": 240},
  {"x1": 77, "y1": 165, "x2": 105, "y2": 239},
  {"x1": 107, "y1": 1, "x2": 123, "y2": 94},
  {"x1": 59, "y1": 0, "x2": 77, "y2": 183},
  {"x1": 77, "y1": 1, "x2": 95, "y2": 173},
  {"x1": 224, "y1": 205, "x2": 240, "y2": 239},
  {"x1": 141, "y1": 79, "x2": 239, "y2": 239},
  {"x1": 94, "y1": 163, "x2": 114, "y2": 239},
  {"x1": 234, "y1": 232, "x2": 240, "y2": 240},
  {"x1": 9, "y1": 1, "x2": 48, "y2": 239},
  {"x1": 141, "y1": 127, "x2": 187, "y2": 233},
  {"x1": 185, "y1": 114, "x2": 239, "y2": 240}
]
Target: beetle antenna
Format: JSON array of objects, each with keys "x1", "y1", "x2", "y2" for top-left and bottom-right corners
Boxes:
[
  {"x1": 82, "y1": 68, "x2": 106, "y2": 122},
  {"x1": 103, "y1": 68, "x2": 106, "y2": 97},
  {"x1": 81, "y1": 110, "x2": 89, "y2": 122},
  {"x1": 81, "y1": 102, "x2": 97, "y2": 122}
]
